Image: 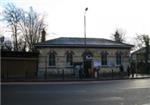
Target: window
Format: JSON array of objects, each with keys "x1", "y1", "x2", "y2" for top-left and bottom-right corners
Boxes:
[
  {"x1": 66, "y1": 53, "x2": 73, "y2": 65},
  {"x1": 66, "y1": 51, "x2": 73, "y2": 66},
  {"x1": 49, "y1": 52, "x2": 56, "y2": 66},
  {"x1": 116, "y1": 52, "x2": 122, "y2": 65},
  {"x1": 101, "y1": 51, "x2": 108, "y2": 65}
]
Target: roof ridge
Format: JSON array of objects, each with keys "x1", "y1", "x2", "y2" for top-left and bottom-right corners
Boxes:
[{"x1": 34, "y1": 37, "x2": 134, "y2": 48}]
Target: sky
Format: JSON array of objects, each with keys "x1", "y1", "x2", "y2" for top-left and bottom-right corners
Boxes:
[{"x1": 0, "y1": 0, "x2": 150, "y2": 44}]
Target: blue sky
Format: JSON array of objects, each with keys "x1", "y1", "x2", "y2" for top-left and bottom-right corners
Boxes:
[{"x1": 0, "y1": 0, "x2": 150, "y2": 44}]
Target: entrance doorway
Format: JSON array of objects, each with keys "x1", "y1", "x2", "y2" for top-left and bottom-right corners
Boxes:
[
  {"x1": 83, "y1": 51, "x2": 93, "y2": 78},
  {"x1": 84, "y1": 60, "x2": 92, "y2": 77}
]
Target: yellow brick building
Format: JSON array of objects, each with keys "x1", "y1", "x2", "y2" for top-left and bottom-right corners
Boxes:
[{"x1": 35, "y1": 37, "x2": 133, "y2": 77}]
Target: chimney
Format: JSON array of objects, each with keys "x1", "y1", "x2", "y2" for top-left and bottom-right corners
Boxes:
[
  {"x1": 114, "y1": 30, "x2": 121, "y2": 42},
  {"x1": 41, "y1": 29, "x2": 46, "y2": 42}
]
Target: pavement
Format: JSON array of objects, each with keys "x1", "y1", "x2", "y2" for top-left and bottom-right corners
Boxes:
[
  {"x1": 2, "y1": 73, "x2": 150, "y2": 82},
  {"x1": 2, "y1": 79, "x2": 150, "y2": 105},
  {"x1": 133, "y1": 74, "x2": 150, "y2": 78}
]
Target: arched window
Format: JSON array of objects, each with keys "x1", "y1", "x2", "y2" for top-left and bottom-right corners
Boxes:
[
  {"x1": 116, "y1": 51, "x2": 122, "y2": 65},
  {"x1": 101, "y1": 51, "x2": 108, "y2": 65},
  {"x1": 49, "y1": 51, "x2": 56, "y2": 66},
  {"x1": 66, "y1": 51, "x2": 74, "y2": 66}
]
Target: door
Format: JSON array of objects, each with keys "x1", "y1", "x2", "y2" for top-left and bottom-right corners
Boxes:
[{"x1": 84, "y1": 60, "x2": 92, "y2": 77}]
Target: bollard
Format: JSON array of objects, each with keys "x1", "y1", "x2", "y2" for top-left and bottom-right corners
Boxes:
[
  {"x1": 44, "y1": 70, "x2": 47, "y2": 80},
  {"x1": 25, "y1": 70, "x2": 28, "y2": 79},
  {"x1": 112, "y1": 69, "x2": 113, "y2": 79},
  {"x1": 62, "y1": 69, "x2": 64, "y2": 80},
  {"x1": 6, "y1": 70, "x2": 8, "y2": 80}
]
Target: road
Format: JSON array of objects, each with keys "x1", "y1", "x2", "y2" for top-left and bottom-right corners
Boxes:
[{"x1": 2, "y1": 79, "x2": 150, "y2": 105}]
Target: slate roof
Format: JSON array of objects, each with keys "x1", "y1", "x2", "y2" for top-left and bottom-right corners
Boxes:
[{"x1": 34, "y1": 37, "x2": 134, "y2": 48}]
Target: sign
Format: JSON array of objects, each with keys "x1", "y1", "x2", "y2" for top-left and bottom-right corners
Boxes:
[
  {"x1": 94, "y1": 60, "x2": 101, "y2": 68},
  {"x1": 108, "y1": 61, "x2": 115, "y2": 67},
  {"x1": 85, "y1": 55, "x2": 92, "y2": 60}
]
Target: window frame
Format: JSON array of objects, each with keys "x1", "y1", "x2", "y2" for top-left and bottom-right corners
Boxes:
[
  {"x1": 116, "y1": 51, "x2": 122, "y2": 65},
  {"x1": 66, "y1": 51, "x2": 74, "y2": 66},
  {"x1": 48, "y1": 51, "x2": 56, "y2": 66},
  {"x1": 101, "y1": 51, "x2": 108, "y2": 66}
]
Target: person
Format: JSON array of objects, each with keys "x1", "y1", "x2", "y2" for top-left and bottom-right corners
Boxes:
[
  {"x1": 131, "y1": 63, "x2": 135, "y2": 78},
  {"x1": 127, "y1": 65, "x2": 130, "y2": 77},
  {"x1": 79, "y1": 65, "x2": 84, "y2": 79},
  {"x1": 97, "y1": 66, "x2": 100, "y2": 78},
  {"x1": 79, "y1": 68, "x2": 82, "y2": 79},
  {"x1": 92, "y1": 68, "x2": 96, "y2": 78},
  {"x1": 119, "y1": 64, "x2": 124, "y2": 77},
  {"x1": 119, "y1": 64, "x2": 124, "y2": 72},
  {"x1": 94, "y1": 68, "x2": 98, "y2": 79}
]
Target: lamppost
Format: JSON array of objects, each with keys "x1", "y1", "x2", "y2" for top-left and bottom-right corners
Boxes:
[
  {"x1": 84, "y1": 7, "x2": 88, "y2": 48},
  {"x1": 84, "y1": 7, "x2": 88, "y2": 78}
]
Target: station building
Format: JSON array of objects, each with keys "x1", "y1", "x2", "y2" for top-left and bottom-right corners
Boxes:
[{"x1": 34, "y1": 37, "x2": 133, "y2": 77}]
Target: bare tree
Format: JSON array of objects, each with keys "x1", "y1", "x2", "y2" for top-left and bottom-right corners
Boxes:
[
  {"x1": 3, "y1": 3, "x2": 23, "y2": 51},
  {"x1": 111, "y1": 29, "x2": 126, "y2": 43},
  {"x1": 19, "y1": 7, "x2": 46, "y2": 51},
  {"x1": 3, "y1": 3, "x2": 47, "y2": 51}
]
